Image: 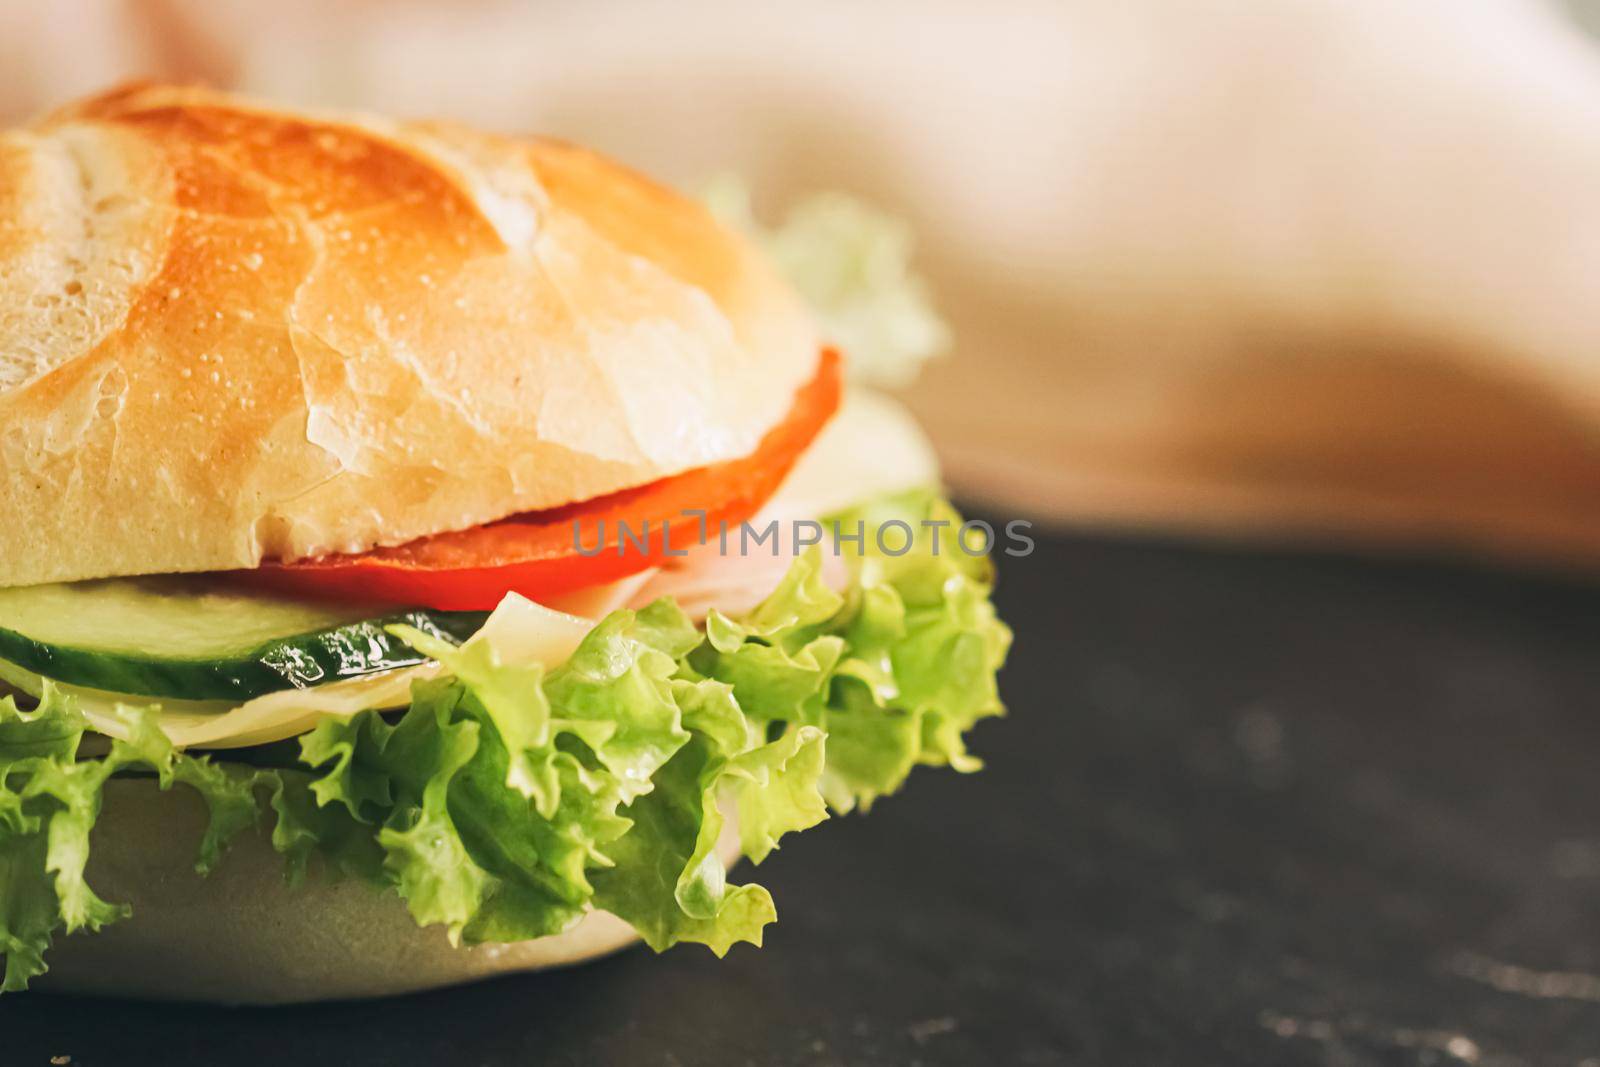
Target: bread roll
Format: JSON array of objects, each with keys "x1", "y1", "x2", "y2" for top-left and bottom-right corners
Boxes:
[{"x1": 0, "y1": 83, "x2": 819, "y2": 589}]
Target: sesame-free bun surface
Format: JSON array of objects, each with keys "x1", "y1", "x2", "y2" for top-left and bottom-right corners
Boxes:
[
  {"x1": 38, "y1": 778, "x2": 745, "y2": 1003},
  {"x1": 0, "y1": 83, "x2": 819, "y2": 588}
]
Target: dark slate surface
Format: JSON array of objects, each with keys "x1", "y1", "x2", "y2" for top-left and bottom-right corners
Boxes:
[{"x1": 8, "y1": 518, "x2": 1600, "y2": 1065}]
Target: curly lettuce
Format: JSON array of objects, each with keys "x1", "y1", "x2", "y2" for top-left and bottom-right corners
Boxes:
[
  {"x1": 0, "y1": 492, "x2": 1008, "y2": 991},
  {"x1": 0, "y1": 694, "x2": 259, "y2": 990},
  {"x1": 704, "y1": 175, "x2": 952, "y2": 389}
]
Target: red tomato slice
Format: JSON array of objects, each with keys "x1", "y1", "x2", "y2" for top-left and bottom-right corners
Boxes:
[{"x1": 238, "y1": 349, "x2": 842, "y2": 610}]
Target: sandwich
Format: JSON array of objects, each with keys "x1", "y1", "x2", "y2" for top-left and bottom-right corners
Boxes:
[{"x1": 0, "y1": 84, "x2": 1011, "y2": 1003}]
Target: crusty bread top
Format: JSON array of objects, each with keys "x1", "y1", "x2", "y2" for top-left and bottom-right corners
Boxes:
[{"x1": 0, "y1": 83, "x2": 819, "y2": 588}]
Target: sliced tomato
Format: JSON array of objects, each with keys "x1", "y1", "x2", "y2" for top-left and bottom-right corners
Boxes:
[{"x1": 238, "y1": 350, "x2": 841, "y2": 610}]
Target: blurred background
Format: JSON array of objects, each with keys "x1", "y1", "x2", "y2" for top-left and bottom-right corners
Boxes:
[{"x1": 6, "y1": 0, "x2": 1600, "y2": 570}]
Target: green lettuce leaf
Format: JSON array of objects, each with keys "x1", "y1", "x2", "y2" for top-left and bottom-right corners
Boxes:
[
  {"x1": 703, "y1": 175, "x2": 952, "y2": 389},
  {"x1": 0, "y1": 687, "x2": 266, "y2": 991},
  {"x1": 0, "y1": 492, "x2": 1008, "y2": 990},
  {"x1": 696, "y1": 492, "x2": 1011, "y2": 811}
]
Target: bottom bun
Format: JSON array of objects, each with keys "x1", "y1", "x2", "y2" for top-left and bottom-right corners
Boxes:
[{"x1": 37, "y1": 778, "x2": 741, "y2": 1004}]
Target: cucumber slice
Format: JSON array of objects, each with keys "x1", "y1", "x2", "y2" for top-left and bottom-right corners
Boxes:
[{"x1": 0, "y1": 577, "x2": 487, "y2": 701}]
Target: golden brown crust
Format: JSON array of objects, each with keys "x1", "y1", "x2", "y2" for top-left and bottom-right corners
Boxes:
[{"x1": 0, "y1": 83, "x2": 818, "y2": 587}]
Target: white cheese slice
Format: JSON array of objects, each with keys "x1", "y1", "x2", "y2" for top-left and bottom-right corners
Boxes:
[{"x1": 765, "y1": 387, "x2": 940, "y2": 521}]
